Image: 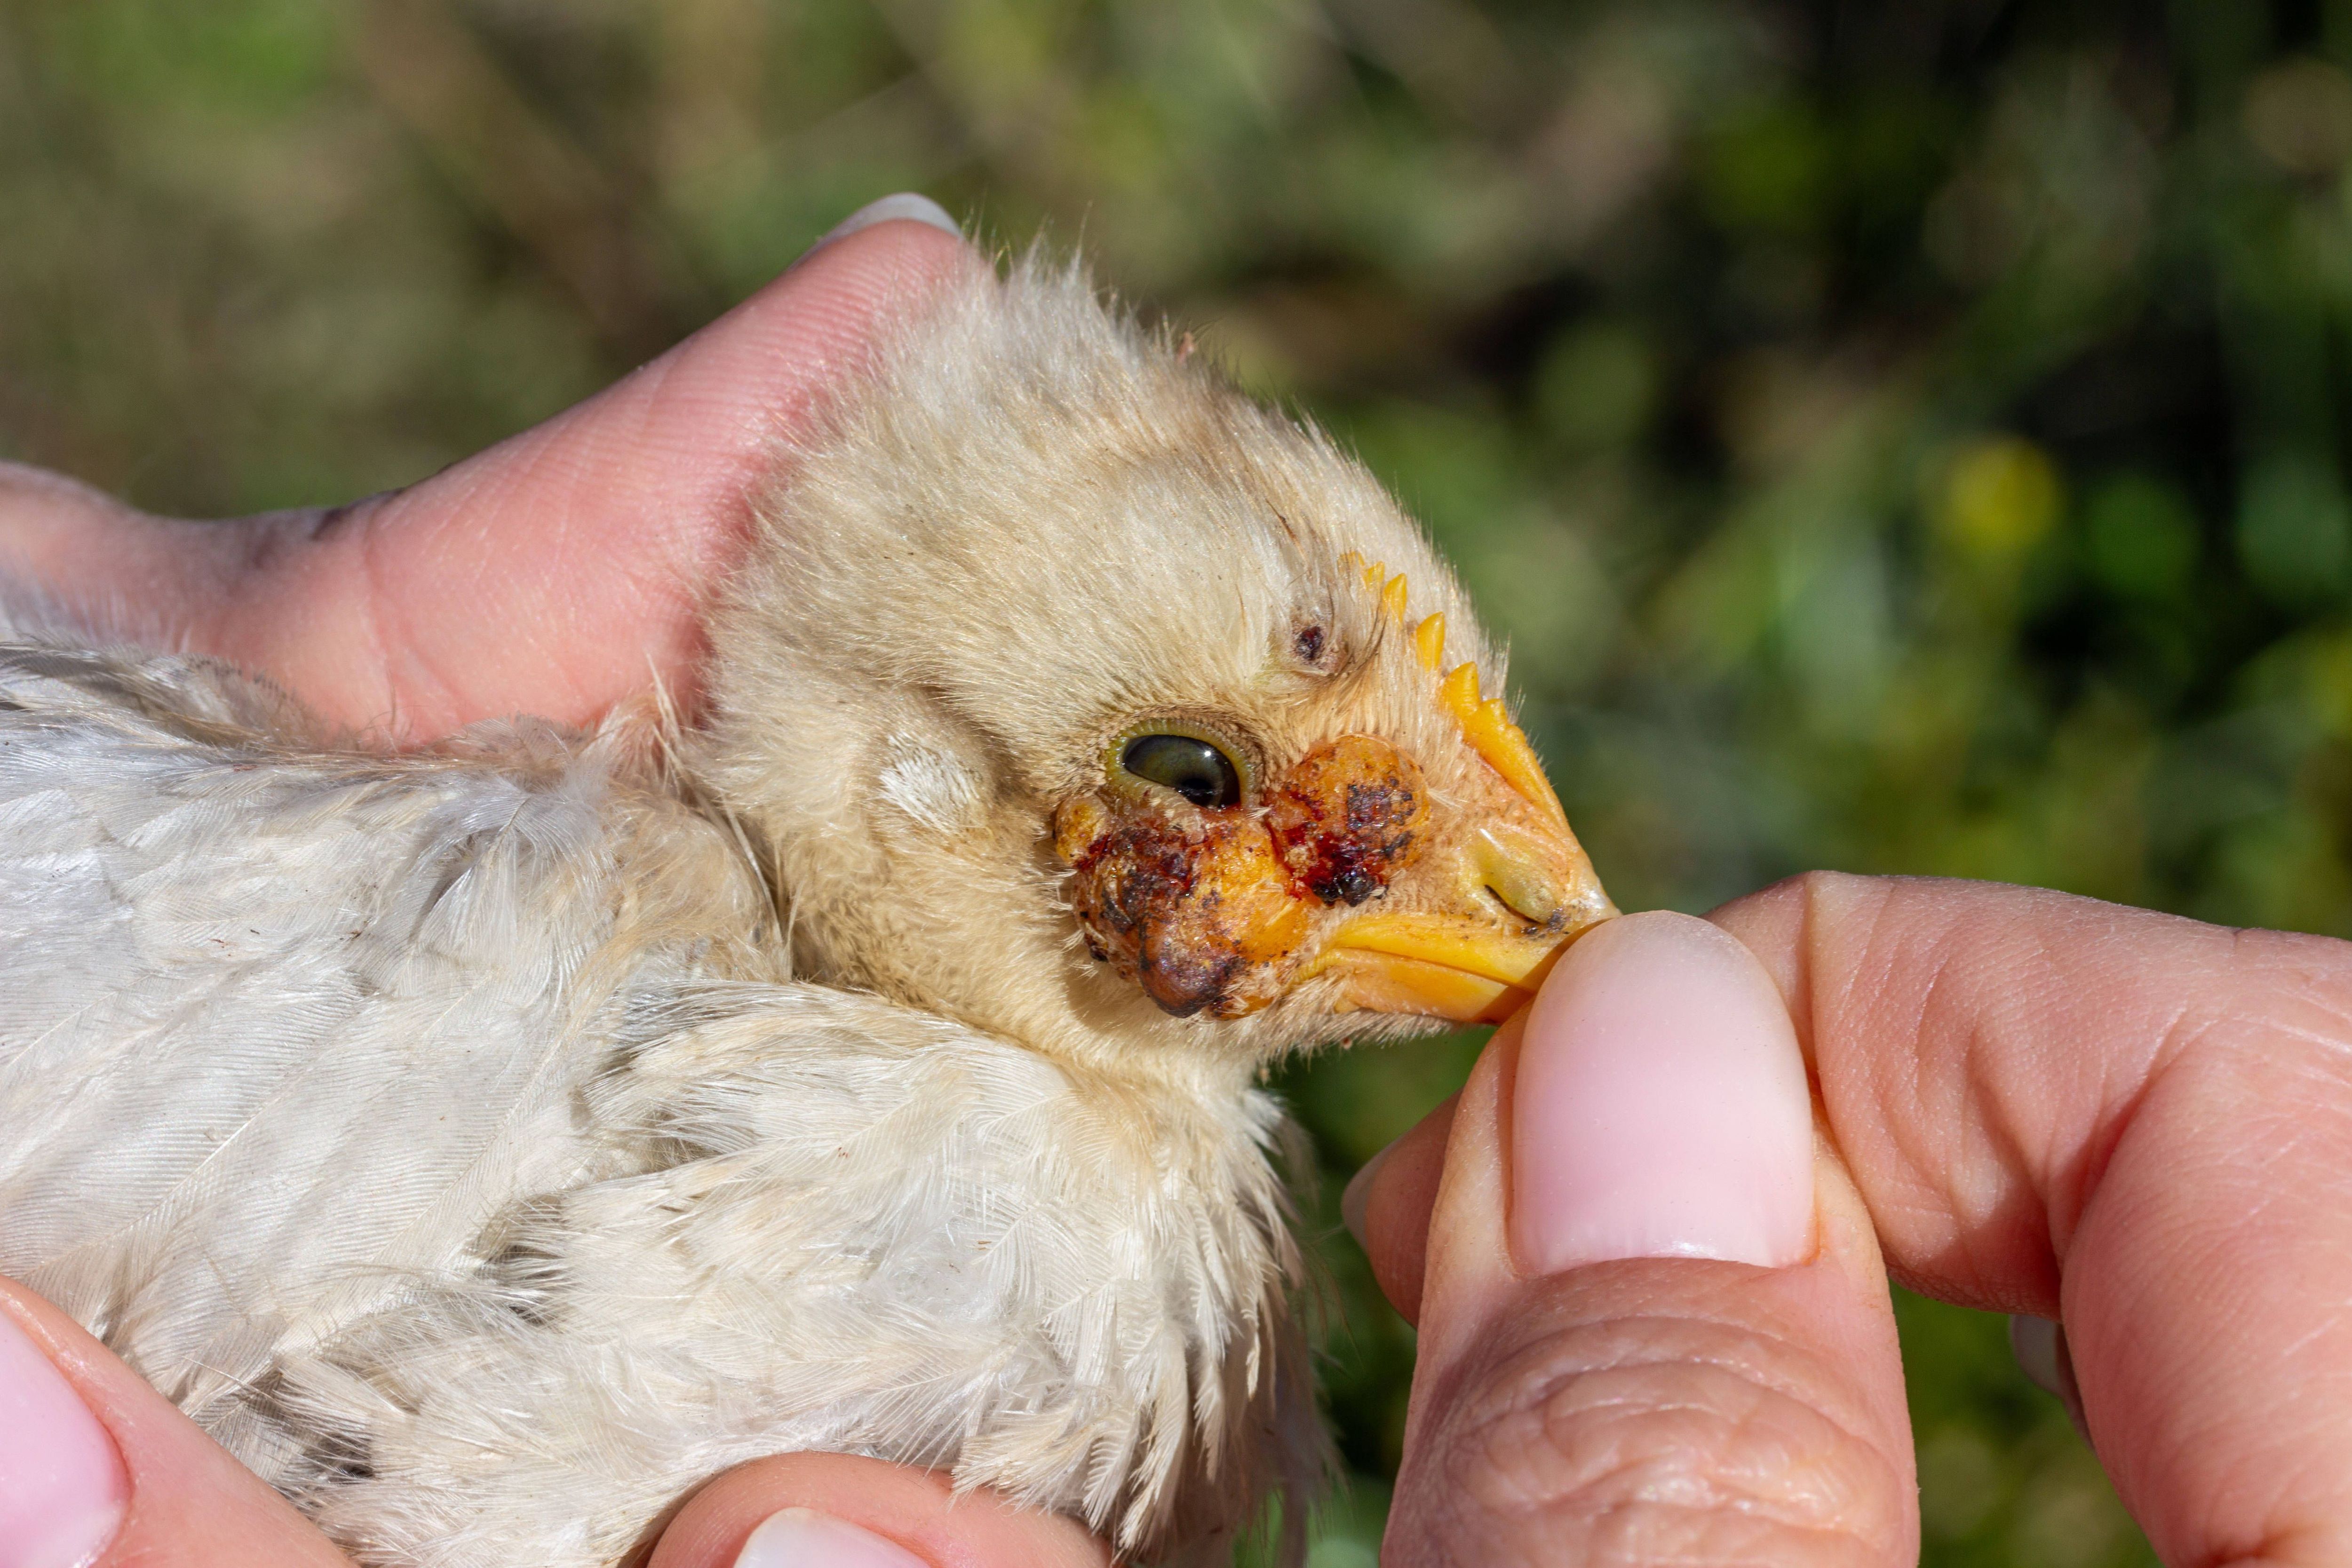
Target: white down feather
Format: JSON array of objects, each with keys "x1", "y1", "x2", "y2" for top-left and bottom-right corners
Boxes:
[{"x1": 0, "y1": 642, "x2": 1315, "y2": 1566}]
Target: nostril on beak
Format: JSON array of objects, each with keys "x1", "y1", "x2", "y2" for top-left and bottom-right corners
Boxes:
[
  {"x1": 1483, "y1": 872, "x2": 1557, "y2": 926},
  {"x1": 1474, "y1": 828, "x2": 1564, "y2": 927}
]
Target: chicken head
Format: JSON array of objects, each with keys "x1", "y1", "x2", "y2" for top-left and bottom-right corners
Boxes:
[{"x1": 698, "y1": 253, "x2": 1615, "y2": 1078}]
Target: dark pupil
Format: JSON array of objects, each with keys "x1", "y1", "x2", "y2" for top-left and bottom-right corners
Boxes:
[{"x1": 1121, "y1": 734, "x2": 1241, "y2": 808}]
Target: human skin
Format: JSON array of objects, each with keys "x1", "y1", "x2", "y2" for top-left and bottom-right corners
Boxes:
[
  {"x1": 8, "y1": 207, "x2": 2352, "y2": 1568},
  {"x1": 1359, "y1": 878, "x2": 2352, "y2": 1565}
]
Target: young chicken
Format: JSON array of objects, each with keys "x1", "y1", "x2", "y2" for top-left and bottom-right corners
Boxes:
[{"x1": 0, "y1": 254, "x2": 1613, "y2": 1566}]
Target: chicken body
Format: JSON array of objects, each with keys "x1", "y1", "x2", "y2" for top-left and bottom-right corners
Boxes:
[{"x1": 0, "y1": 257, "x2": 1609, "y2": 1565}]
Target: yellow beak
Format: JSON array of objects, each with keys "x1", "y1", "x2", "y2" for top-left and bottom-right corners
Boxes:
[
  {"x1": 1314, "y1": 822, "x2": 1611, "y2": 1022},
  {"x1": 1306, "y1": 599, "x2": 1614, "y2": 1022},
  {"x1": 1321, "y1": 915, "x2": 1572, "y2": 1023}
]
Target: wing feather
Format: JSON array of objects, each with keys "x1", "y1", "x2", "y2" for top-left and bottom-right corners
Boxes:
[{"x1": 0, "y1": 646, "x2": 630, "y2": 1418}]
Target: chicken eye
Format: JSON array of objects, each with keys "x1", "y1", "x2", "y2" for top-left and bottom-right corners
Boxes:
[{"x1": 1120, "y1": 733, "x2": 1242, "y2": 809}]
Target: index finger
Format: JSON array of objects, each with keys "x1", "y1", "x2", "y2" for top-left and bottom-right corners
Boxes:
[{"x1": 1713, "y1": 871, "x2": 2352, "y2": 1566}]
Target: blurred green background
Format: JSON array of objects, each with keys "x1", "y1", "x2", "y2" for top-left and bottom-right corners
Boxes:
[{"x1": 15, "y1": 0, "x2": 2352, "y2": 1560}]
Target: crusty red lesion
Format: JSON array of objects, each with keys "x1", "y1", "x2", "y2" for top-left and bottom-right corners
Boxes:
[
  {"x1": 1063, "y1": 811, "x2": 1306, "y2": 1018},
  {"x1": 1054, "y1": 733, "x2": 1429, "y2": 1020},
  {"x1": 1267, "y1": 736, "x2": 1428, "y2": 907}
]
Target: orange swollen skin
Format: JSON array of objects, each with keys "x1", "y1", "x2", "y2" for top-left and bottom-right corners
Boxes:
[
  {"x1": 1160, "y1": 826, "x2": 1312, "y2": 1009},
  {"x1": 1061, "y1": 806, "x2": 1309, "y2": 1019},
  {"x1": 1058, "y1": 735, "x2": 1442, "y2": 1021},
  {"x1": 1265, "y1": 736, "x2": 1429, "y2": 907}
]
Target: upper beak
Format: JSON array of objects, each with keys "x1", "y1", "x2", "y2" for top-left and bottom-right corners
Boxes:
[{"x1": 1308, "y1": 631, "x2": 1614, "y2": 1022}]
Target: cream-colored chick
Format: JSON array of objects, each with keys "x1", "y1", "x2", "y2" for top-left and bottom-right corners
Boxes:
[{"x1": 0, "y1": 255, "x2": 1612, "y2": 1567}]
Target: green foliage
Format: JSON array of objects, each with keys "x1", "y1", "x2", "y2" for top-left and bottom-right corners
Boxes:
[{"x1": 23, "y1": 1, "x2": 2352, "y2": 1560}]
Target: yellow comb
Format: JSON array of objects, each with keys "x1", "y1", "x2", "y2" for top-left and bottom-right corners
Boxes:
[
  {"x1": 1413, "y1": 613, "x2": 1446, "y2": 672},
  {"x1": 1439, "y1": 663, "x2": 1567, "y2": 828}
]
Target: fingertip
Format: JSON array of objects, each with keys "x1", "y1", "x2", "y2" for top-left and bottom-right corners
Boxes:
[
  {"x1": 0, "y1": 1290, "x2": 126, "y2": 1568},
  {"x1": 545, "y1": 199, "x2": 980, "y2": 500},
  {"x1": 1385, "y1": 918, "x2": 1917, "y2": 1567},
  {"x1": 1510, "y1": 910, "x2": 1815, "y2": 1274},
  {"x1": 0, "y1": 1279, "x2": 350, "y2": 1568},
  {"x1": 731, "y1": 1509, "x2": 928, "y2": 1568},
  {"x1": 647, "y1": 1454, "x2": 1108, "y2": 1568},
  {"x1": 713, "y1": 209, "x2": 981, "y2": 427},
  {"x1": 1347, "y1": 1093, "x2": 1458, "y2": 1327},
  {"x1": 805, "y1": 193, "x2": 965, "y2": 250}
]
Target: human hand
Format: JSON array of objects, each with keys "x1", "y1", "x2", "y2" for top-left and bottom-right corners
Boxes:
[
  {"x1": 0, "y1": 1275, "x2": 1105, "y2": 1568},
  {"x1": 0, "y1": 195, "x2": 1110, "y2": 1568},
  {"x1": 0, "y1": 193, "x2": 977, "y2": 744},
  {"x1": 1350, "y1": 875, "x2": 2352, "y2": 1565}
]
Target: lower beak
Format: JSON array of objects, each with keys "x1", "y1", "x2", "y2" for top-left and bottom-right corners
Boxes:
[{"x1": 1318, "y1": 914, "x2": 1579, "y2": 1022}]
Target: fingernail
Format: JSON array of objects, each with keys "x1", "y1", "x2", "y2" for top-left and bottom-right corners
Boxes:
[
  {"x1": 1341, "y1": 1139, "x2": 1396, "y2": 1250},
  {"x1": 807, "y1": 193, "x2": 961, "y2": 256},
  {"x1": 0, "y1": 1312, "x2": 128, "y2": 1568},
  {"x1": 1509, "y1": 910, "x2": 1814, "y2": 1274},
  {"x1": 733, "y1": 1508, "x2": 929, "y2": 1568},
  {"x1": 2009, "y1": 1315, "x2": 2083, "y2": 1406}
]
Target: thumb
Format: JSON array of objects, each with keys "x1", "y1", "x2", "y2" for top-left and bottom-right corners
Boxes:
[
  {"x1": 0, "y1": 1278, "x2": 350, "y2": 1567},
  {"x1": 0, "y1": 195, "x2": 977, "y2": 742},
  {"x1": 1365, "y1": 911, "x2": 1918, "y2": 1565}
]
